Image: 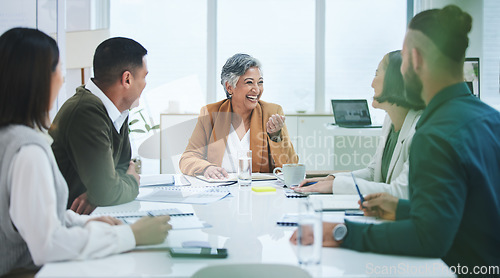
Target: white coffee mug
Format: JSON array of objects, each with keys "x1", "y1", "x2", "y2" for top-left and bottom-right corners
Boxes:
[{"x1": 273, "y1": 164, "x2": 306, "y2": 187}]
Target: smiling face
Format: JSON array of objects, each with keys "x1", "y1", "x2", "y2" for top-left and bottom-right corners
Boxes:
[
  {"x1": 227, "y1": 66, "x2": 263, "y2": 114},
  {"x1": 371, "y1": 57, "x2": 386, "y2": 109}
]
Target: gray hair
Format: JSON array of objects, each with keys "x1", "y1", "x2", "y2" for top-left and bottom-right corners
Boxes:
[{"x1": 220, "y1": 53, "x2": 262, "y2": 98}]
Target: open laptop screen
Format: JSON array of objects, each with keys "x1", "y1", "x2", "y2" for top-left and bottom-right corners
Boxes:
[{"x1": 331, "y1": 99, "x2": 372, "y2": 126}]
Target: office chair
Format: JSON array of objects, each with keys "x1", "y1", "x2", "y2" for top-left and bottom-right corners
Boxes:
[{"x1": 191, "y1": 263, "x2": 312, "y2": 278}]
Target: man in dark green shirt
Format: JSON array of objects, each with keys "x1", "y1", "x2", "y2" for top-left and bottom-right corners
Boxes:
[
  {"x1": 292, "y1": 5, "x2": 500, "y2": 275},
  {"x1": 50, "y1": 37, "x2": 149, "y2": 214}
]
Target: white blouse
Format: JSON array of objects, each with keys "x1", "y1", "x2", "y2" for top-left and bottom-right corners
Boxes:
[
  {"x1": 221, "y1": 124, "x2": 250, "y2": 173},
  {"x1": 8, "y1": 142, "x2": 135, "y2": 266}
]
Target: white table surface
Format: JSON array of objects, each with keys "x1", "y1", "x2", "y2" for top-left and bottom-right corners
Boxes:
[{"x1": 36, "y1": 176, "x2": 454, "y2": 277}]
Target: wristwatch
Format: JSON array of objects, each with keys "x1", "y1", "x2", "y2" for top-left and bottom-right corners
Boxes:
[{"x1": 332, "y1": 223, "x2": 348, "y2": 242}]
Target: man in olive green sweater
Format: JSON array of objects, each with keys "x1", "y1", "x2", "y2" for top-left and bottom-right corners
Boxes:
[
  {"x1": 291, "y1": 5, "x2": 500, "y2": 275},
  {"x1": 50, "y1": 37, "x2": 149, "y2": 214}
]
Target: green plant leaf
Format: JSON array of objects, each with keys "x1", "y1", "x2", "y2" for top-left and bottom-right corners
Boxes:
[
  {"x1": 145, "y1": 124, "x2": 151, "y2": 131},
  {"x1": 129, "y1": 119, "x2": 139, "y2": 125},
  {"x1": 152, "y1": 124, "x2": 160, "y2": 129},
  {"x1": 130, "y1": 129, "x2": 146, "y2": 133}
]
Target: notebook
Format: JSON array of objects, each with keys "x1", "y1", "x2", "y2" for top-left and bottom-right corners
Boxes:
[
  {"x1": 136, "y1": 186, "x2": 230, "y2": 204},
  {"x1": 195, "y1": 173, "x2": 277, "y2": 183},
  {"x1": 140, "y1": 174, "x2": 191, "y2": 186},
  {"x1": 308, "y1": 194, "x2": 361, "y2": 211},
  {"x1": 92, "y1": 208, "x2": 208, "y2": 230},
  {"x1": 331, "y1": 99, "x2": 382, "y2": 128}
]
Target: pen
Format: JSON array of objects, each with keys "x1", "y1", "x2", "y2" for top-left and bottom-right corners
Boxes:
[
  {"x1": 303, "y1": 181, "x2": 318, "y2": 186},
  {"x1": 351, "y1": 173, "x2": 365, "y2": 208},
  {"x1": 147, "y1": 211, "x2": 155, "y2": 217}
]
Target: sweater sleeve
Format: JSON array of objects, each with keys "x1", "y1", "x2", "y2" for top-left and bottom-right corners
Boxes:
[
  {"x1": 341, "y1": 133, "x2": 467, "y2": 258},
  {"x1": 65, "y1": 104, "x2": 138, "y2": 206}
]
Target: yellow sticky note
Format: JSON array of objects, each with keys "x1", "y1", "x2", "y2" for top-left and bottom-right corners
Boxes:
[{"x1": 252, "y1": 186, "x2": 276, "y2": 192}]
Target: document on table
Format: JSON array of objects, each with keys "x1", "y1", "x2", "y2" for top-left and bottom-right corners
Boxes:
[
  {"x1": 140, "y1": 174, "x2": 191, "y2": 186},
  {"x1": 277, "y1": 211, "x2": 388, "y2": 226},
  {"x1": 195, "y1": 173, "x2": 276, "y2": 183},
  {"x1": 308, "y1": 194, "x2": 361, "y2": 210},
  {"x1": 92, "y1": 208, "x2": 209, "y2": 230},
  {"x1": 136, "y1": 187, "x2": 230, "y2": 204}
]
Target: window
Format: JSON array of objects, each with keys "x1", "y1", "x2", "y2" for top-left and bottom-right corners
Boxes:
[
  {"x1": 325, "y1": 0, "x2": 407, "y2": 121},
  {"x1": 217, "y1": 0, "x2": 315, "y2": 113},
  {"x1": 110, "y1": 0, "x2": 207, "y2": 122}
]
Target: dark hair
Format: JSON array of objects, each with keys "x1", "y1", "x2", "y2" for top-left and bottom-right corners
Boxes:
[
  {"x1": 374, "y1": 50, "x2": 425, "y2": 110},
  {"x1": 0, "y1": 27, "x2": 59, "y2": 129},
  {"x1": 93, "y1": 37, "x2": 147, "y2": 88},
  {"x1": 221, "y1": 53, "x2": 262, "y2": 98},
  {"x1": 409, "y1": 5, "x2": 472, "y2": 62}
]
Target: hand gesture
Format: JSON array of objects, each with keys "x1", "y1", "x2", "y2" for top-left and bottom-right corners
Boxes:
[
  {"x1": 293, "y1": 176, "x2": 335, "y2": 194},
  {"x1": 266, "y1": 114, "x2": 285, "y2": 136},
  {"x1": 127, "y1": 160, "x2": 140, "y2": 185},
  {"x1": 70, "y1": 192, "x2": 97, "y2": 215},
  {"x1": 131, "y1": 215, "x2": 172, "y2": 245},
  {"x1": 290, "y1": 222, "x2": 341, "y2": 247},
  {"x1": 360, "y1": 192, "x2": 399, "y2": 220},
  {"x1": 204, "y1": 166, "x2": 229, "y2": 179}
]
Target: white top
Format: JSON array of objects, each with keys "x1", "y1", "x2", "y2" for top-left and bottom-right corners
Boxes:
[
  {"x1": 221, "y1": 124, "x2": 250, "y2": 173},
  {"x1": 86, "y1": 78, "x2": 129, "y2": 133},
  {"x1": 8, "y1": 132, "x2": 135, "y2": 266}
]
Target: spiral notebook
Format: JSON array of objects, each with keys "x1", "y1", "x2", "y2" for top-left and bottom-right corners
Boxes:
[
  {"x1": 136, "y1": 186, "x2": 230, "y2": 204},
  {"x1": 93, "y1": 208, "x2": 208, "y2": 230}
]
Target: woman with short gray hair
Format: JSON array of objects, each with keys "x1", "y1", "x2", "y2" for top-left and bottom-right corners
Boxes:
[{"x1": 180, "y1": 53, "x2": 298, "y2": 178}]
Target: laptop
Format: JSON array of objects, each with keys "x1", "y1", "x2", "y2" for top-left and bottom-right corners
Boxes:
[{"x1": 331, "y1": 99, "x2": 382, "y2": 128}]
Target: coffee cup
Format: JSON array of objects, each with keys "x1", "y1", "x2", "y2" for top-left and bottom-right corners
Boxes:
[{"x1": 273, "y1": 164, "x2": 306, "y2": 187}]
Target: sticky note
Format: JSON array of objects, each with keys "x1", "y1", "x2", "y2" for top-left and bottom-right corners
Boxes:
[{"x1": 252, "y1": 186, "x2": 276, "y2": 192}]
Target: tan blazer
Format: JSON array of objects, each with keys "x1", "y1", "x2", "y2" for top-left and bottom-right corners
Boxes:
[{"x1": 179, "y1": 99, "x2": 298, "y2": 175}]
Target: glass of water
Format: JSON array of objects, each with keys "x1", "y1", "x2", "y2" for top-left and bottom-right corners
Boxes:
[
  {"x1": 238, "y1": 150, "x2": 252, "y2": 187},
  {"x1": 297, "y1": 198, "x2": 322, "y2": 265}
]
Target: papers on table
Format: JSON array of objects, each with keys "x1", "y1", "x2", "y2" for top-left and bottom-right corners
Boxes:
[
  {"x1": 308, "y1": 194, "x2": 361, "y2": 211},
  {"x1": 140, "y1": 174, "x2": 191, "y2": 186},
  {"x1": 277, "y1": 211, "x2": 388, "y2": 226},
  {"x1": 92, "y1": 208, "x2": 209, "y2": 230},
  {"x1": 136, "y1": 187, "x2": 230, "y2": 204},
  {"x1": 195, "y1": 173, "x2": 276, "y2": 183}
]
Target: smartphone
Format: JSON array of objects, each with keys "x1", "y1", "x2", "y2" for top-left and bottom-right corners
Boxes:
[{"x1": 169, "y1": 247, "x2": 228, "y2": 258}]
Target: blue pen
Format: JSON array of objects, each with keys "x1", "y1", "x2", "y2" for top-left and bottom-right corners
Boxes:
[
  {"x1": 303, "y1": 181, "x2": 317, "y2": 186},
  {"x1": 351, "y1": 173, "x2": 365, "y2": 208}
]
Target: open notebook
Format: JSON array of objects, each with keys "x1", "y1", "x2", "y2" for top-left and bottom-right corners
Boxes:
[
  {"x1": 92, "y1": 208, "x2": 208, "y2": 230},
  {"x1": 136, "y1": 186, "x2": 230, "y2": 204},
  {"x1": 195, "y1": 173, "x2": 277, "y2": 183}
]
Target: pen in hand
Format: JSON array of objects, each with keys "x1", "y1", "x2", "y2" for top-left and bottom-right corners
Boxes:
[
  {"x1": 303, "y1": 181, "x2": 317, "y2": 187},
  {"x1": 351, "y1": 173, "x2": 365, "y2": 208}
]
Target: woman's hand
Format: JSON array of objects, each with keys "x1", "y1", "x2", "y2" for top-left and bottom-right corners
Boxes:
[
  {"x1": 204, "y1": 166, "x2": 229, "y2": 179},
  {"x1": 266, "y1": 114, "x2": 285, "y2": 136},
  {"x1": 360, "y1": 192, "x2": 399, "y2": 220},
  {"x1": 131, "y1": 215, "x2": 171, "y2": 246},
  {"x1": 293, "y1": 176, "x2": 335, "y2": 194}
]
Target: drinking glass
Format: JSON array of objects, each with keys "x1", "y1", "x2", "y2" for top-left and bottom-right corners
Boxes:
[
  {"x1": 238, "y1": 150, "x2": 252, "y2": 187},
  {"x1": 297, "y1": 198, "x2": 322, "y2": 265}
]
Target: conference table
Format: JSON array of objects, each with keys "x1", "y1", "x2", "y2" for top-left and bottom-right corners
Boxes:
[{"x1": 36, "y1": 175, "x2": 454, "y2": 277}]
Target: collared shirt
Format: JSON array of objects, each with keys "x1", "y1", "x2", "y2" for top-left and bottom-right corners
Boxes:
[
  {"x1": 342, "y1": 82, "x2": 500, "y2": 268},
  {"x1": 221, "y1": 124, "x2": 250, "y2": 173},
  {"x1": 85, "y1": 78, "x2": 129, "y2": 133}
]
